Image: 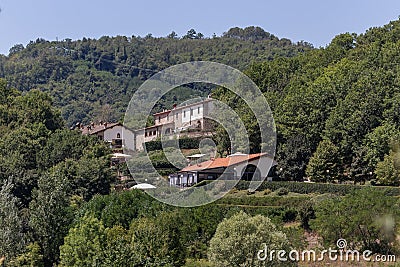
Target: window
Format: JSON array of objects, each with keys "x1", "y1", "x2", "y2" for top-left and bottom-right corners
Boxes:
[
  {"x1": 198, "y1": 107, "x2": 200, "y2": 113},
  {"x1": 167, "y1": 114, "x2": 169, "y2": 121},
  {"x1": 158, "y1": 116, "x2": 161, "y2": 122},
  {"x1": 116, "y1": 133, "x2": 121, "y2": 139},
  {"x1": 176, "y1": 113, "x2": 178, "y2": 119},
  {"x1": 145, "y1": 132, "x2": 148, "y2": 137},
  {"x1": 112, "y1": 139, "x2": 122, "y2": 149},
  {"x1": 190, "y1": 109, "x2": 193, "y2": 116},
  {"x1": 183, "y1": 111, "x2": 186, "y2": 117},
  {"x1": 153, "y1": 130, "x2": 156, "y2": 135}
]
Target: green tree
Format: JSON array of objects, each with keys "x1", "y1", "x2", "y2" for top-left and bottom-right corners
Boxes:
[
  {"x1": 52, "y1": 154, "x2": 114, "y2": 201},
  {"x1": 183, "y1": 29, "x2": 197, "y2": 39},
  {"x1": 306, "y1": 139, "x2": 342, "y2": 182},
  {"x1": 208, "y1": 211, "x2": 291, "y2": 267},
  {"x1": 276, "y1": 134, "x2": 312, "y2": 181},
  {"x1": 37, "y1": 129, "x2": 100, "y2": 170},
  {"x1": 130, "y1": 211, "x2": 186, "y2": 267},
  {"x1": 59, "y1": 214, "x2": 106, "y2": 267},
  {"x1": 60, "y1": 214, "x2": 135, "y2": 267},
  {"x1": 29, "y1": 170, "x2": 73, "y2": 266},
  {"x1": 0, "y1": 180, "x2": 26, "y2": 261},
  {"x1": 12, "y1": 90, "x2": 64, "y2": 131},
  {"x1": 375, "y1": 151, "x2": 400, "y2": 186},
  {"x1": 102, "y1": 226, "x2": 135, "y2": 266},
  {"x1": 8, "y1": 44, "x2": 24, "y2": 56},
  {"x1": 13, "y1": 242, "x2": 44, "y2": 267}
]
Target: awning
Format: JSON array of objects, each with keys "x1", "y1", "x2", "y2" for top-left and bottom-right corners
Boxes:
[{"x1": 130, "y1": 183, "x2": 156, "y2": 190}]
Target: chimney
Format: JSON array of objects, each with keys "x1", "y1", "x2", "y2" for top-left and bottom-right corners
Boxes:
[
  {"x1": 173, "y1": 104, "x2": 177, "y2": 109},
  {"x1": 210, "y1": 157, "x2": 215, "y2": 161}
]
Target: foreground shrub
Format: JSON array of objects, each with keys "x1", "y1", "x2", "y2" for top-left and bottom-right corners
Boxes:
[
  {"x1": 276, "y1": 187, "x2": 289, "y2": 196},
  {"x1": 208, "y1": 211, "x2": 293, "y2": 267},
  {"x1": 310, "y1": 187, "x2": 399, "y2": 254}
]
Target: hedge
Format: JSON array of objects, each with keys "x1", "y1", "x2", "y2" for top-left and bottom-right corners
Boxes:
[
  {"x1": 144, "y1": 137, "x2": 205, "y2": 152},
  {"x1": 235, "y1": 181, "x2": 400, "y2": 196},
  {"x1": 216, "y1": 195, "x2": 310, "y2": 207},
  {"x1": 192, "y1": 180, "x2": 400, "y2": 195}
]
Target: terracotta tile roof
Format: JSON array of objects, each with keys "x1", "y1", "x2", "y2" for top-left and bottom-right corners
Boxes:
[
  {"x1": 80, "y1": 122, "x2": 121, "y2": 135},
  {"x1": 181, "y1": 153, "x2": 268, "y2": 172}
]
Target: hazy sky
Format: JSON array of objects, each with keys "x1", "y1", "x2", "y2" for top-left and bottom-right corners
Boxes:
[{"x1": 0, "y1": 0, "x2": 399, "y2": 55}]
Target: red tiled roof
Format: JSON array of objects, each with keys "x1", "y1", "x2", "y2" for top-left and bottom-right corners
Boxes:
[
  {"x1": 181, "y1": 153, "x2": 268, "y2": 172},
  {"x1": 80, "y1": 122, "x2": 121, "y2": 135}
]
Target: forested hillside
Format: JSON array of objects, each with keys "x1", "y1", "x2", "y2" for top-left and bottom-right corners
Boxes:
[
  {"x1": 2, "y1": 20, "x2": 400, "y2": 267},
  {"x1": 0, "y1": 27, "x2": 311, "y2": 126},
  {"x1": 218, "y1": 19, "x2": 400, "y2": 185}
]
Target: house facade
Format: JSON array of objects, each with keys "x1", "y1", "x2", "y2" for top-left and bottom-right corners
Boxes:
[
  {"x1": 80, "y1": 122, "x2": 136, "y2": 151},
  {"x1": 133, "y1": 97, "x2": 215, "y2": 150},
  {"x1": 169, "y1": 153, "x2": 277, "y2": 187}
]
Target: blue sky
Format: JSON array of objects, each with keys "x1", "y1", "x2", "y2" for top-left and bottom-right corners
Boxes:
[{"x1": 0, "y1": 0, "x2": 399, "y2": 55}]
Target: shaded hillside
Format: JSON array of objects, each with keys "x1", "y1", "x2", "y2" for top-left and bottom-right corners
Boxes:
[{"x1": 0, "y1": 27, "x2": 312, "y2": 126}]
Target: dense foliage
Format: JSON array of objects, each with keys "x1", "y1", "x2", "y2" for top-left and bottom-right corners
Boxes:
[
  {"x1": 208, "y1": 211, "x2": 291, "y2": 267},
  {"x1": 0, "y1": 79, "x2": 115, "y2": 265},
  {"x1": 2, "y1": 19, "x2": 400, "y2": 266},
  {"x1": 215, "y1": 19, "x2": 400, "y2": 183},
  {"x1": 311, "y1": 187, "x2": 400, "y2": 254},
  {"x1": 0, "y1": 27, "x2": 311, "y2": 126}
]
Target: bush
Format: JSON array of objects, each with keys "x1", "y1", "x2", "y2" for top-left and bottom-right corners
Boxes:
[
  {"x1": 208, "y1": 211, "x2": 292, "y2": 267},
  {"x1": 263, "y1": 189, "x2": 272, "y2": 195},
  {"x1": 282, "y1": 209, "x2": 297, "y2": 222},
  {"x1": 297, "y1": 200, "x2": 315, "y2": 230},
  {"x1": 310, "y1": 187, "x2": 400, "y2": 254},
  {"x1": 276, "y1": 187, "x2": 289, "y2": 196},
  {"x1": 216, "y1": 195, "x2": 310, "y2": 207}
]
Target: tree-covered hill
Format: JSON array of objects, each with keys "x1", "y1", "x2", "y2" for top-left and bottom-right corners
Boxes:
[
  {"x1": 219, "y1": 19, "x2": 400, "y2": 185},
  {"x1": 0, "y1": 27, "x2": 312, "y2": 126}
]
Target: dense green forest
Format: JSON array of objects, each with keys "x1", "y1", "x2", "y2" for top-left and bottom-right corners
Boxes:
[
  {"x1": 214, "y1": 19, "x2": 400, "y2": 186},
  {"x1": 0, "y1": 26, "x2": 312, "y2": 126},
  {"x1": 1, "y1": 21, "x2": 400, "y2": 266}
]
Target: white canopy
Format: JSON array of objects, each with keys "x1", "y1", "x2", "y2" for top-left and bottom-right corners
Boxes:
[
  {"x1": 130, "y1": 183, "x2": 156, "y2": 190},
  {"x1": 111, "y1": 153, "x2": 133, "y2": 159}
]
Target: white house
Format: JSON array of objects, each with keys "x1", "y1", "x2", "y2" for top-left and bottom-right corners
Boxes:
[
  {"x1": 169, "y1": 153, "x2": 277, "y2": 187},
  {"x1": 80, "y1": 122, "x2": 135, "y2": 151}
]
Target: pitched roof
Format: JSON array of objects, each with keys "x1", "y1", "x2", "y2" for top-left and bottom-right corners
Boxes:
[
  {"x1": 153, "y1": 98, "x2": 213, "y2": 116},
  {"x1": 80, "y1": 122, "x2": 121, "y2": 135},
  {"x1": 181, "y1": 153, "x2": 268, "y2": 172}
]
